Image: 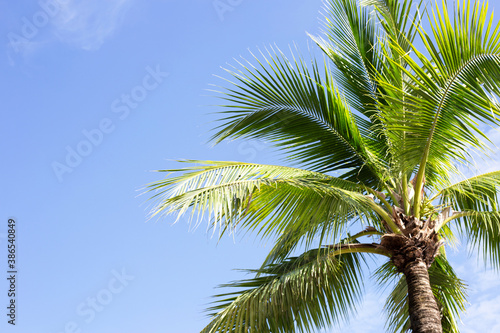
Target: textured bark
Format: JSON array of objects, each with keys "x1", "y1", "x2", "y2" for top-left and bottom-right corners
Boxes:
[
  {"x1": 381, "y1": 212, "x2": 443, "y2": 271},
  {"x1": 378, "y1": 211, "x2": 445, "y2": 332},
  {"x1": 404, "y1": 260, "x2": 442, "y2": 333}
]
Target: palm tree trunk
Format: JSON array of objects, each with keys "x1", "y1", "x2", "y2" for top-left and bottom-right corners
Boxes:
[{"x1": 404, "y1": 260, "x2": 442, "y2": 333}]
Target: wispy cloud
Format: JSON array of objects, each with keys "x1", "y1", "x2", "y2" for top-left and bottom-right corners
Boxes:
[
  {"x1": 7, "y1": 0, "x2": 134, "y2": 62},
  {"x1": 460, "y1": 294, "x2": 500, "y2": 333},
  {"x1": 451, "y1": 253, "x2": 500, "y2": 333},
  {"x1": 51, "y1": 0, "x2": 133, "y2": 51}
]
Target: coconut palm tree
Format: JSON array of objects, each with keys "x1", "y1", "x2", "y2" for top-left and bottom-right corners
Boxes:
[{"x1": 146, "y1": 0, "x2": 500, "y2": 332}]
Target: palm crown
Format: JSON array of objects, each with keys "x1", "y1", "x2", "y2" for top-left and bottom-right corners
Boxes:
[{"x1": 146, "y1": 0, "x2": 500, "y2": 332}]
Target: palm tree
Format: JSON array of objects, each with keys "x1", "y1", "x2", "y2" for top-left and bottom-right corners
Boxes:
[{"x1": 146, "y1": 0, "x2": 500, "y2": 332}]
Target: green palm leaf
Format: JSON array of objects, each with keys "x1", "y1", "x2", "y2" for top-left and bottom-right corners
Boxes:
[
  {"x1": 375, "y1": 0, "x2": 500, "y2": 215},
  {"x1": 202, "y1": 247, "x2": 385, "y2": 333},
  {"x1": 434, "y1": 171, "x2": 500, "y2": 267},
  {"x1": 437, "y1": 170, "x2": 500, "y2": 211},
  {"x1": 314, "y1": 0, "x2": 379, "y2": 118},
  {"x1": 146, "y1": 0, "x2": 500, "y2": 331},
  {"x1": 210, "y1": 46, "x2": 385, "y2": 185},
  {"x1": 146, "y1": 161, "x2": 390, "y2": 240},
  {"x1": 448, "y1": 211, "x2": 500, "y2": 269},
  {"x1": 361, "y1": 0, "x2": 423, "y2": 53}
]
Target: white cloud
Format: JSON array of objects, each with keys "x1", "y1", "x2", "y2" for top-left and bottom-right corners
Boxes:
[
  {"x1": 51, "y1": 0, "x2": 133, "y2": 50},
  {"x1": 448, "y1": 252, "x2": 500, "y2": 333},
  {"x1": 7, "y1": 0, "x2": 133, "y2": 64},
  {"x1": 459, "y1": 294, "x2": 500, "y2": 333},
  {"x1": 468, "y1": 267, "x2": 500, "y2": 294}
]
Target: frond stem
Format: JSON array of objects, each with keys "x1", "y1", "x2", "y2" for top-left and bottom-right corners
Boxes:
[
  {"x1": 366, "y1": 200, "x2": 402, "y2": 234},
  {"x1": 429, "y1": 170, "x2": 500, "y2": 202},
  {"x1": 366, "y1": 187, "x2": 393, "y2": 213},
  {"x1": 349, "y1": 228, "x2": 384, "y2": 240},
  {"x1": 402, "y1": 175, "x2": 410, "y2": 215},
  {"x1": 435, "y1": 212, "x2": 468, "y2": 232},
  {"x1": 414, "y1": 55, "x2": 497, "y2": 219},
  {"x1": 325, "y1": 243, "x2": 391, "y2": 257}
]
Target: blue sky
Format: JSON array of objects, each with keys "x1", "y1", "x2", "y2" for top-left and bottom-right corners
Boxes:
[{"x1": 1, "y1": 0, "x2": 500, "y2": 332}]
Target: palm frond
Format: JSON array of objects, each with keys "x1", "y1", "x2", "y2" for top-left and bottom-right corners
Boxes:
[
  {"x1": 144, "y1": 1, "x2": 500, "y2": 332},
  {"x1": 377, "y1": 0, "x2": 500, "y2": 215},
  {"x1": 450, "y1": 211, "x2": 500, "y2": 269},
  {"x1": 314, "y1": 0, "x2": 380, "y2": 119},
  {"x1": 210, "y1": 45, "x2": 385, "y2": 185},
  {"x1": 259, "y1": 225, "x2": 384, "y2": 273},
  {"x1": 146, "y1": 161, "x2": 385, "y2": 240},
  {"x1": 437, "y1": 170, "x2": 500, "y2": 211},
  {"x1": 434, "y1": 171, "x2": 500, "y2": 267},
  {"x1": 361, "y1": 0, "x2": 423, "y2": 52},
  {"x1": 202, "y1": 249, "x2": 372, "y2": 333}
]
